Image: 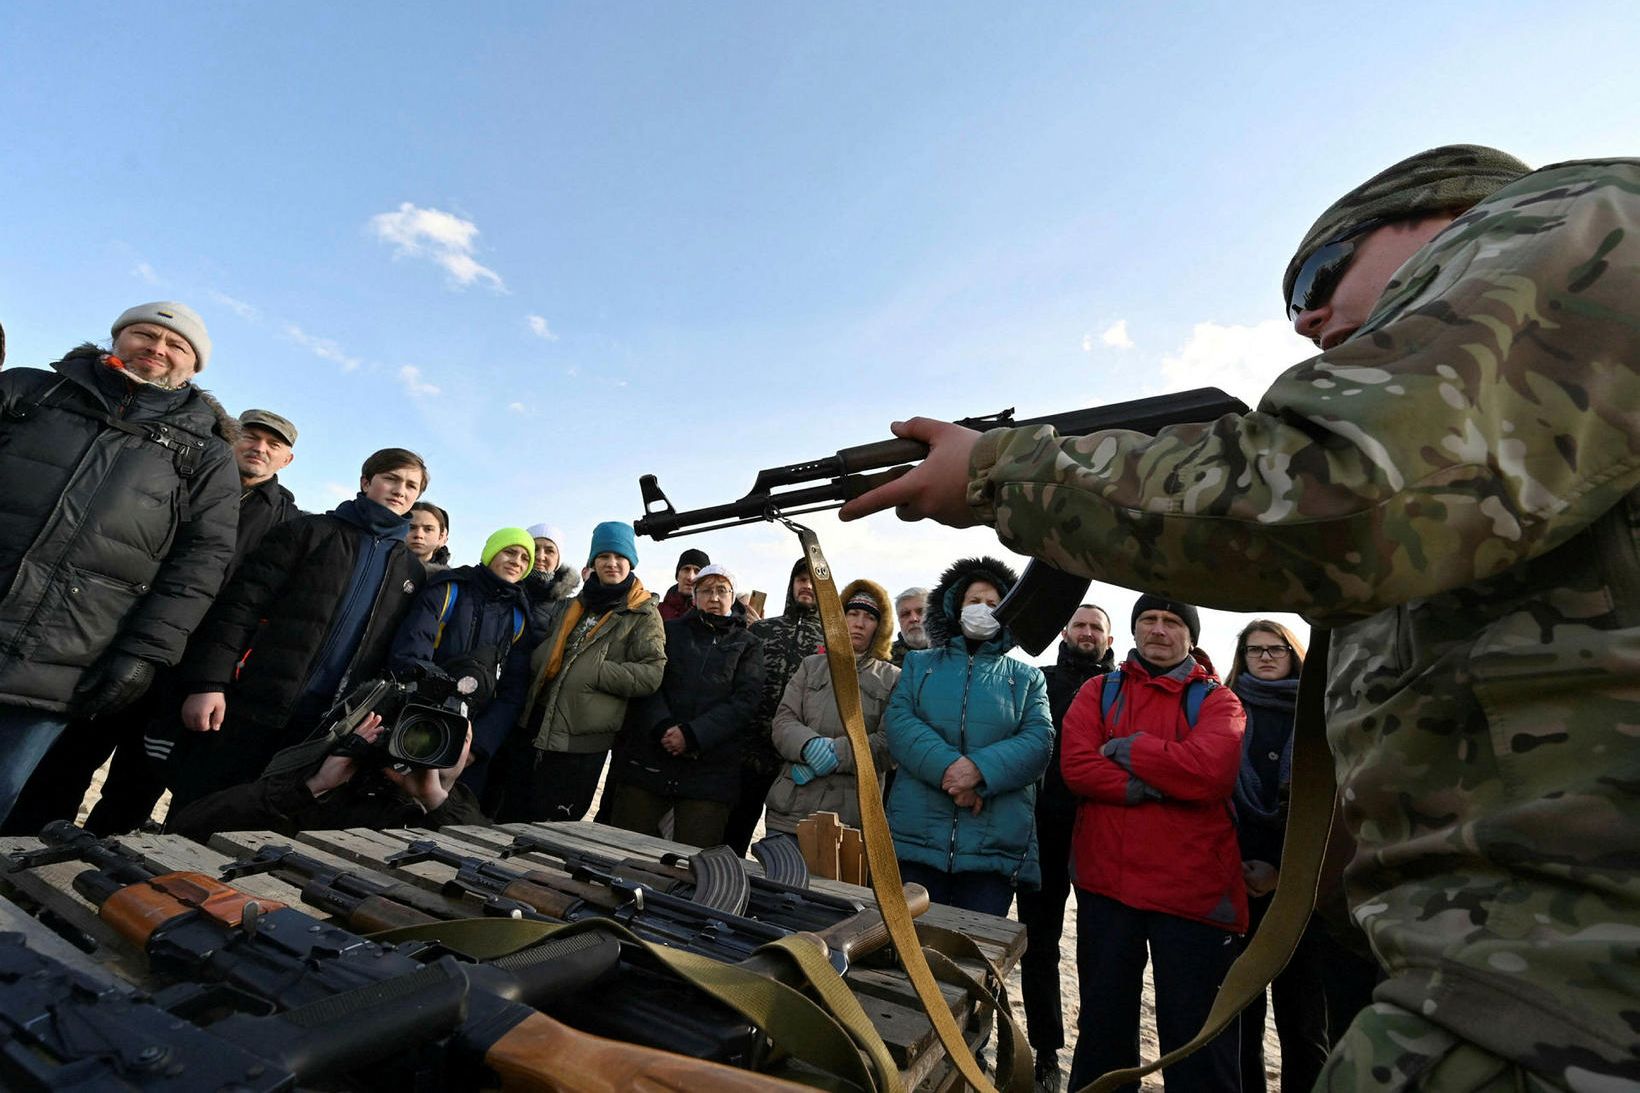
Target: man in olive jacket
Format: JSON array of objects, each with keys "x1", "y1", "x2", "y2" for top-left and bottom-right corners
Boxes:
[{"x1": 0, "y1": 302, "x2": 238, "y2": 826}]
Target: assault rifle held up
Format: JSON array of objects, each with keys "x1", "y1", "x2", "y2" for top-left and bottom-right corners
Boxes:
[
  {"x1": 634, "y1": 386, "x2": 1249, "y2": 654},
  {"x1": 6, "y1": 822, "x2": 807, "y2": 1092}
]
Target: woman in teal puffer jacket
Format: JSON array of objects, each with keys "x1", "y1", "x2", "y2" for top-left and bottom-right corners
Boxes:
[{"x1": 884, "y1": 556, "x2": 1053, "y2": 915}]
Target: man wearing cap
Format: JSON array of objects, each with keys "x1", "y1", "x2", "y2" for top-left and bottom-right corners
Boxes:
[
  {"x1": 1059, "y1": 595, "x2": 1246, "y2": 1091},
  {"x1": 231, "y1": 409, "x2": 300, "y2": 568},
  {"x1": 0, "y1": 302, "x2": 239, "y2": 827},
  {"x1": 842, "y1": 148, "x2": 1640, "y2": 1086},
  {"x1": 658, "y1": 547, "x2": 710, "y2": 621},
  {"x1": 8, "y1": 406, "x2": 303, "y2": 834}
]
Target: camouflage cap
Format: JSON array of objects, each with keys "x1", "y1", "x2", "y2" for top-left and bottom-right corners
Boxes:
[{"x1": 1283, "y1": 144, "x2": 1531, "y2": 306}]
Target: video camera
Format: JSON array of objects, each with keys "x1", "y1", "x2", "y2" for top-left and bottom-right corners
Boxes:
[{"x1": 325, "y1": 662, "x2": 493, "y2": 770}]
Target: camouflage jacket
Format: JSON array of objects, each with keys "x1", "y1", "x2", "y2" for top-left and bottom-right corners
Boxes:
[
  {"x1": 745, "y1": 608, "x2": 826, "y2": 774},
  {"x1": 967, "y1": 159, "x2": 1640, "y2": 1084}
]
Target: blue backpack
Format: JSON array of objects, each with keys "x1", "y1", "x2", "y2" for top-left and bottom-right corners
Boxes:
[
  {"x1": 1098, "y1": 668, "x2": 1216, "y2": 730},
  {"x1": 432, "y1": 583, "x2": 526, "y2": 651}
]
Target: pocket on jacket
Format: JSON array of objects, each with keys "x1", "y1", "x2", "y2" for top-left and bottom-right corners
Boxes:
[{"x1": 53, "y1": 568, "x2": 148, "y2": 666}]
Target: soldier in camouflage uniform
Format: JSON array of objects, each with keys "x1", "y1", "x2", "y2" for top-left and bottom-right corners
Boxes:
[
  {"x1": 723, "y1": 557, "x2": 826, "y2": 854},
  {"x1": 841, "y1": 146, "x2": 1640, "y2": 1089}
]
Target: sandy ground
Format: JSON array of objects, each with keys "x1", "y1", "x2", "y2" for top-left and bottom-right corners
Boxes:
[{"x1": 79, "y1": 763, "x2": 1283, "y2": 1091}]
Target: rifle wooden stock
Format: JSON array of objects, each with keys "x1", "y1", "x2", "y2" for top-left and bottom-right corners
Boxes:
[
  {"x1": 346, "y1": 893, "x2": 442, "y2": 932},
  {"x1": 497, "y1": 876, "x2": 582, "y2": 919},
  {"x1": 485, "y1": 1010, "x2": 810, "y2": 1093},
  {"x1": 818, "y1": 882, "x2": 929, "y2": 964}
]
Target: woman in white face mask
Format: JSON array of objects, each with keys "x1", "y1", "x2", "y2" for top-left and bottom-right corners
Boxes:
[{"x1": 881, "y1": 556, "x2": 1054, "y2": 916}]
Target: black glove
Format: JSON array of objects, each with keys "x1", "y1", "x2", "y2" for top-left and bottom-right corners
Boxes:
[{"x1": 73, "y1": 653, "x2": 156, "y2": 718}]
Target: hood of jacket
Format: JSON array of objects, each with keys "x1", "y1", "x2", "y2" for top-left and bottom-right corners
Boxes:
[
  {"x1": 839, "y1": 578, "x2": 894, "y2": 661},
  {"x1": 58, "y1": 344, "x2": 238, "y2": 442},
  {"x1": 523, "y1": 562, "x2": 582, "y2": 605},
  {"x1": 780, "y1": 557, "x2": 818, "y2": 620},
  {"x1": 925, "y1": 555, "x2": 1020, "y2": 656}
]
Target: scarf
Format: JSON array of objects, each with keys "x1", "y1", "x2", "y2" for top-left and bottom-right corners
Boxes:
[
  {"x1": 540, "y1": 573, "x2": 644, "y2": 682},
  {"x1": 1232, "y1": 674, "x2": 1300, "y2": 826}
]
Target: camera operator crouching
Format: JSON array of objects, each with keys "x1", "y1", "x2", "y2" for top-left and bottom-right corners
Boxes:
[{"x1": 167, "y1": 686, "x2": 486, "y2": 843}]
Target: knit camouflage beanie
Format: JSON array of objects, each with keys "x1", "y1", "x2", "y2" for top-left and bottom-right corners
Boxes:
[{"x1": 1283, "y1": 145, "x2": 1531, "y2": 307}]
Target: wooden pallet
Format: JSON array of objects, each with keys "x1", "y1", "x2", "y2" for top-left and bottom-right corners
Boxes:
[{"x1": 0, "y1": 823, "x2": 1025, "y2": 1091}]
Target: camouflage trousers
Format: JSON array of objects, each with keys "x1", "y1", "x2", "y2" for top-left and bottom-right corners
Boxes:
[{"x1": 1316, "y1": 1004, "x2": 1571, "y2": 1092}]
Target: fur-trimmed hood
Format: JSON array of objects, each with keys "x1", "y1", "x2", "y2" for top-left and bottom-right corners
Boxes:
[
  {"x1": 523, "y1": 562, "x2": 583, "y2": 606},
  {"x1": 63, "y1": 343, "x2": 238, "y2": 442},
  {"x1": 839, "y1": 577, "x2": 894, "y2": 662},
  {"x1": 925, "y1": 555, "x2": 1020, "y2": 654}
]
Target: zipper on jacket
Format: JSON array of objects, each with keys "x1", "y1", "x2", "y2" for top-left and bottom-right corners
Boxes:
[
  {"x1": 947, "y1": 654, "x2": 975, "y2": 873},
  {"x1": 331, "y1": 536, "x2": 402, "y2": 700}
]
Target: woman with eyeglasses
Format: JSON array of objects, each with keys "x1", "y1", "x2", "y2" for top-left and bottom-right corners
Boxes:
[{"x1": 1229, "y1": 620, "x2": 1373, "y2": 1092}]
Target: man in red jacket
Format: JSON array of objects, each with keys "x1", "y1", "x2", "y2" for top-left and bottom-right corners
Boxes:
[{"x1": 1060, "y1": 594, "x2": 1246, "y2": 1093}]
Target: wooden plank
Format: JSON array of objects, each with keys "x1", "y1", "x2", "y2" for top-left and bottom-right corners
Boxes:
[
  {"x1": 0, "y1": 855, "x2": 152, "y2": 986},
  {"x1": 0, "y1": 889, "x2": 125, "y2": 988}
]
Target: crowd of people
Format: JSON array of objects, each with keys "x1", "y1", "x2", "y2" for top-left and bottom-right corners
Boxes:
[
  {"x1": 3, "y1": 141, "x2": 1633, "y2": 1093},
  {"x1": 0, "y1": 302, "x2": 1370, "y2": 1090}
]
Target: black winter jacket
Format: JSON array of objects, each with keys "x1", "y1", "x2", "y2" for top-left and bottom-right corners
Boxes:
[
  {"x1": 1039, "y1": 639, "x2": 1117, "y2": 817},
  {"x1": 388, "y1": 564, "x2": 535, "y2": 764},
  {"x1": 172, "y1": 510, "x2": 424, "y2": 799},
  {"x1": 0, "y1": 348, "x2": 239, "y2": 710},
  {"x1": 614, "y1": 608, "x2": 765, "y2": 805},
  {"x1": 232, "y1": 474, "x2": 298, "y2": 576}
]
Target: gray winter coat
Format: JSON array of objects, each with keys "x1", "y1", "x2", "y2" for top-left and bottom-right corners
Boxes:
[{"x1": 764, "y1": 650, "x2": 900, "y2": 833}]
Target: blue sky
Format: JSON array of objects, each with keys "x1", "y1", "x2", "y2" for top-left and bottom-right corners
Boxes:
[{"x1": 4, "y1": 2, "x2": 1636, "y2": 663}]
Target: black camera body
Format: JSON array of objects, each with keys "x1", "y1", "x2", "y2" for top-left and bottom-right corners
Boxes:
[{"x1": 326, "y1": 670, "x2": 474, "y2": 770}]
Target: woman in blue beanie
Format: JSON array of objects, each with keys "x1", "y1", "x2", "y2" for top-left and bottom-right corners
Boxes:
[{"x1": 492, "y1": 521, "x2": 665, "y2": 822}]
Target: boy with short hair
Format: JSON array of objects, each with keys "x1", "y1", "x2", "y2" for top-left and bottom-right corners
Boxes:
[{"x1": 165, "y1": 448, "x2": 432, "y2": 812}]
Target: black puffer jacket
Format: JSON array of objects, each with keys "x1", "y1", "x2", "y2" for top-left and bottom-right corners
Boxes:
[
  {"x1": 614, "y1": 608, "x2": 765, "y2": 804},
  {"x1": 0, "y1": 348, "x2": 239, "y2": 710},
  {"x1": 172, "y1": 510, "x2": 424, "y2": 798},
  {"x1": 1039, "y1": 638, "x2": 1116, "y2": 817}
]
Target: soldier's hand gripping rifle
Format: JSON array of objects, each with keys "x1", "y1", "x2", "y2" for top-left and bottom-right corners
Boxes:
[
  {"x1": 635, "y1": 386, "x2": 1249, "y2": 653},
  {"x1": 6, "y1": 823, "x2": 808, "y2": 1092}
]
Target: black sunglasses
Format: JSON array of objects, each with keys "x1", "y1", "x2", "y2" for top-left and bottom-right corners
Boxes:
[{"x1": 1287, "y1": 218, "x2": 1390, "y2": 320}]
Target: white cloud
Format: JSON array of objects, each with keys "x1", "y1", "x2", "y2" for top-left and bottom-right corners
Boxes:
[
  {"x1": 526, "y1": 314, "x2": 558, "y2": 341},
  {"x1": 369, "y1": 202, "x2": 505, "y2": 290},
  {"x1": 1081, "y1": 320, "x2": 1134, "y2": 352},
  {"x1": 208, "y1": 290, "x2": 258, "y2": 321},
  {"x1": 132, "y1": 262, "x2": 159, "y2": 285},
  {"x1": 1157, "y1": 319, "x2": 1315, "y2": 406},
  {"x1": 285, "y1": 324, "x2": 362, "y2": 371},
  {"x1": 323, "y1": 482, "x2": 353, "y2": 501},
  {"x1": 399, "y1": 365, "x2": 440, "y2": 398},
  {"x1": 1101, "y1": 320, "x2": 1134, "y2": 349},
  {"x1": 507, "y1": 401, "x2": 527, "y2": 413}
]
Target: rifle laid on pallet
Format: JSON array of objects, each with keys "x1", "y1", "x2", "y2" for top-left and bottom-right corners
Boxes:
[
  {"x1": 5, "y1": 823, "x2": 812, "y2": 1092},
  {"x1": 633, "y1": 386, "x2": 1249, "y2": 654},
  {"x1": 388, "y1": 838, "x2": 801, "y2": 965},
  {"x1": 0, "y1": 929, "x2": 465, "y2": 1091},
  {"x1": 503, "y1": 830, "x2": 867, "y2": 934}
]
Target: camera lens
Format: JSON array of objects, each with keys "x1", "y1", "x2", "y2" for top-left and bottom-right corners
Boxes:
[{"x1": 394, "y1": 716, "x2": 451, "y2": 763}]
